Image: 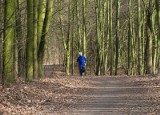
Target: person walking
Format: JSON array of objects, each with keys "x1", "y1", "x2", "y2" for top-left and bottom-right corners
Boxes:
[{"x1": 77, "y1": 52, "x2": 86, "y2": 76}]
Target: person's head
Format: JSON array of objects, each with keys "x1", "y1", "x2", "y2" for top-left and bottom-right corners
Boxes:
[{"x1": 79, "y1": 52, "x2": 82, "y2": 56}]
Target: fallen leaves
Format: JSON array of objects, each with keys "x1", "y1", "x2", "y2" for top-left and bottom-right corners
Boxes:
[{"x1": 0, "y1": 76, "x2": 93, "y2": 114}]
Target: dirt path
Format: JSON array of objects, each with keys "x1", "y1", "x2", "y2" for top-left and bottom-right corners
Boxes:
[{"x1": 67, "y1": 76, "x2": 160, "y2": 115}]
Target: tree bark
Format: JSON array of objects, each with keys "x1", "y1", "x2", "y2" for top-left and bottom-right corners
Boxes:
[
  {"x1": 108, "y1": 0, "x2": 113, "y2": 75},
  {"x1": 115, "y1": 0, "x2": 120, "y2": 75},
  {"x1": 15, "y1": 0, "x2": 24, "y2": 77},
  {"x1": 137, "y1": 0, "x2": 142, "y2": 75},
  {"x1": 33, "y1": 0, "x2": 38, "y2": 78},
  {"x1": 95, "y1": 0, "x2": 107, "y2": 75},
  {"x1": 0, "y1": 0, "x2": 3, "y2": 83},
  {"x1": 37, "y1": 0, "x2": 46, "y2": 50},
  {"x1": 83, "y1": 0, "x2": 87, "y2": 56},
  {"x1": 3, "y1": 0, "x2": 16, "y2": 85},
  {"x1": 38, "y1": 0, "x2": 54, "y2": 78},
  {"x1": 127, "y1": 0, "x2": 131, "y2": 75},
  {"x1": 26, "y1": 0, "x2": 34, "y2": 81},
  {"x1": 76, "y1": 0, "x2": 82, "y2": 51},
  {"x1": 144, "y1": 0, "x2": 153, "y2": 74}
]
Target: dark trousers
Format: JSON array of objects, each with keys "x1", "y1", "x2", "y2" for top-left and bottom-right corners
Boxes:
[{"x1": 79, "y1": 66, "x2": 85, "y2": 76}]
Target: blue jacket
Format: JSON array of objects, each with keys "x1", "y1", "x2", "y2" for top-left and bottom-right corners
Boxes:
[{"x1": 77, "y1": 55, "x2": 86, "y2": 67}]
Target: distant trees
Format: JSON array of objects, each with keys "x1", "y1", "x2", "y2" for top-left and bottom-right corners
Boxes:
[
  {"x1": 52, "y1": 0, "x2": 160, "y2": 76},
  {"x1": 57, "y1": 0, "x2": 88, "y2": 75}
]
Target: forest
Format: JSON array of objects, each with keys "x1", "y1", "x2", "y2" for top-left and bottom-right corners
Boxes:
[
  {"x1": 0, "y1": 0, "x2": 160, "y2": 86},
  {"x1": 0, "y1": 0, "x2": 160, "y2": 114}
]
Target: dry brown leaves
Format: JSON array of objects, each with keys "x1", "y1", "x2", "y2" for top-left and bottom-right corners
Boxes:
[{"x1": 0, "y1": 76, "x2": 93, "y2": 115}]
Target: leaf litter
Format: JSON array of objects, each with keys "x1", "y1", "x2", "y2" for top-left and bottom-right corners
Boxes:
[{"x1": 0, "y1": 76, "x2": 93, "y2": 115}]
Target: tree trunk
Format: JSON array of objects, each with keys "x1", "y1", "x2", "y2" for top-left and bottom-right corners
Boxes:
[
  {"x1": 155, "y1": 0, "x2": 160, "y2": 74},
  {"x1": 65, "y1": 0, "x2": 71, "y2": 75},
  {"x1": 83, "y1": 0, "x2": 87, "y2": 56},
  {"x1": 58, "y1": 0, "x2": 66, "y2": 73},
  {"x1": 108, "y1": 0, "x2": 113, "y2": 75},
  {"x1": 76, "y1": 0, "x2": 82, "y2": 51},
  {"x1": 26, "y1": 0, "x2": 34, "y2": 81},
  {"x1": 37, "y1": 0, "x2": 46, "y2": 49},
  {"x1": 95, "y1": 0, "x2": 107, "y2": 75},
  {"x1": 71, "y1": 0, "x2": 75, "y2": 75},
  {"x1": 95, "y1": 0, "x2": 101, "y2": 75},
  {"x1": 58, "y1": 0, "x2": 71, "y2": 75},
  {"x1": 115, "y1": 0, "x2": 120, "y2": 75},
  {"x1": 144, "y1": 0, "x2": 153, "y2": 74},
  {"x1": 137, "y1": 0, "x2": 142, "y2": 75},
  {"x1": 3, "y1": 0, "x2": 16, "y2": 85},
  {"x1": 127, "y1": 0, "x2": 131, "y2": 75},
  {"x1": 155, "y1": 0, "x2": 160, "y2": 39},
  {"x1": 33, "y1": 0, "x2": 38, "y2": 78},
  {"x1": 38, "y1": 0, "x2": 54, "y2": 78},
  {"x1": 0, "y1": 0, "x2": 3, "y2": 82},
  {"x1": 15, "y1": 0, "x2": 24, "y2": 78}
]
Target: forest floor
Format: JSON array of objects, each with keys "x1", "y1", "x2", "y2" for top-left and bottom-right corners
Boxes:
[
  {"x1": 0, "y1": 75, "x2": 93, "y2": 115},
  {"x1": 0, "y1": 66, "x2": 160, "y2": 114}
]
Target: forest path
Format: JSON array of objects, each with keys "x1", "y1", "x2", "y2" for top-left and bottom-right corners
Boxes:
[{"x1": 68, "y1": 76, "x2": 160, "y2": 115}]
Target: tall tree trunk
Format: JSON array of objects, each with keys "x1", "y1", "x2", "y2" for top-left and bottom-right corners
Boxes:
[
  {"x1": 115, "y1": 0, "x2": 120, "y2": 75},
  {"x1": 65, "y1": 0, "x2": 71, "y2": 75},
  {"x1": 58, "y1": 0, "x2": 67, "y2": 73},
  {"x1": 127, "y1": 0, "x2": 131, "y2": 75},
  {"x1": 71, "y1": 0, "x2": 75, "y2": 75},
  {"x1": 76, "y1": 0, "x2": 82, "y2": 51},
  {"x1": 137, "y1": 0, "x2": 142, "y2": 75},
  {"x1": 83, "y1": 0, "x2": 87, "y2": 56},
  {"x1": 26, "y1": 0, "x2": 34, "y2": 81},
  {"x1": 151, "y1": 3, "x2": 157, "y2": 74},
  {"x1": 3, "y1": 0, "x2": 16, "y2": 85},
  {"x1": 155, "y1": 0, "x2": 160, "y2": 39},
  {"x1": 95, "y1": 0, "x2": 107, "y2": 75},
  {"x1": 100, "y1": 0, "x2": 107, "y2": 75},
  {"x1": 38, "y1": 0, "x2": 54, "y2": 78},
  {"x1": 59, "y1": 0, "x2": 71, "y2": 75},
  {"x1": 37, "y1": 0, "x2": 46, "y2": 49},
  {"x1": 144, "y1": 0, "x2": 153, "y2": 74},
  {"x1": 95, "y1": 0, "x2": 101, "y2": 75},
  {"x1": 33, "y1": 0, "x2": 38, "y2": 78},
  {"x1": 15, "y1": 0, "x2": 24, "y2": 77},
  {"x1": 0, "y1": 0, "x2": 3, "y2": 82},
  {"x1": 132, "y1": 23, "x2": 136, "y2": 75},
  {"x1": 108, "y1": 0, "x2": 113, "y2": 75},
  {"x1": 143, "y1": 13, "x2": 146, "y2": 74},
  {"x1": 155, "y1": 0, "x2": 160, "y2": 74}
]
